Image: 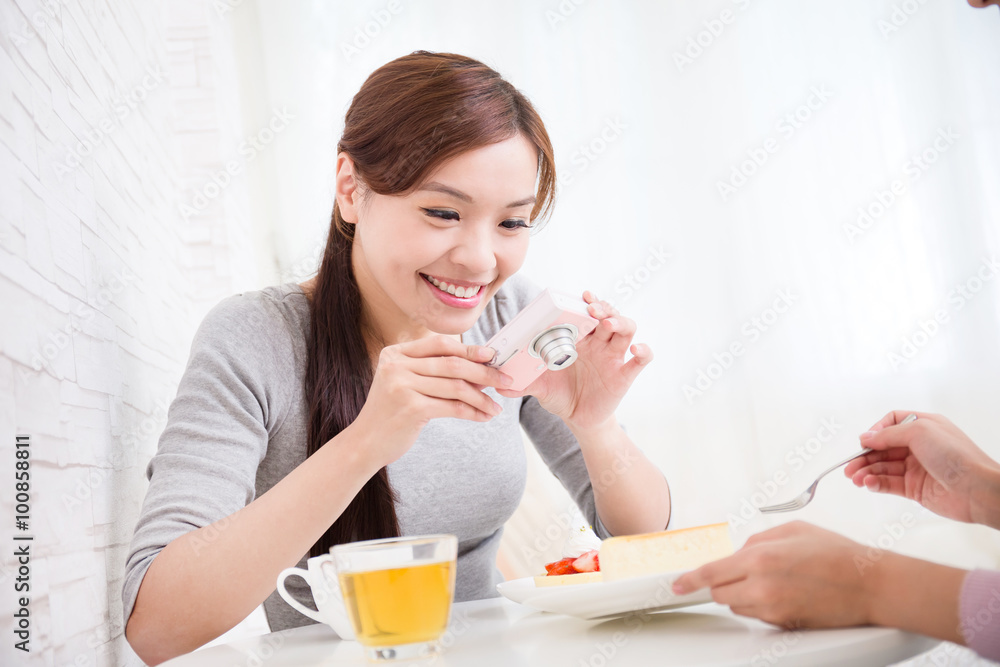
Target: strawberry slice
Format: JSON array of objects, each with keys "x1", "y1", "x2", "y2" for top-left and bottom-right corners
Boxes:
[
  {"x1": 544, "y1": 557, "x2": 578, "y2": 576},
  {"x1": 572, "y1": 549, "x2": 600, "y2": 573}
]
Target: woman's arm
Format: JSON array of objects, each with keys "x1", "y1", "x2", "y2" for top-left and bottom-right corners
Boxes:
[
  {"x1": 567, "y1": 417, "x2": 671, "y2": 535},
  {"x1": 499, "y1": 280, "x2": 669, "y2": 537},
  {"x1": 125, "y1": 292, "x2": 512, "y2": 665},
  {"x1": 125, "y1": 424, "x2": 382, "y2": 665}
]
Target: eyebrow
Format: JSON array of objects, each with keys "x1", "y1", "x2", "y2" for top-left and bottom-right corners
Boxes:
[{"x1": 417, "y1": 181, "x2": 536, "y2": 208}]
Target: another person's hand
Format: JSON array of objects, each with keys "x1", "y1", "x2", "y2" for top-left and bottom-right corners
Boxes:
[
  {"x1": 495, "y1": 291, "x2": 653, "y2": 431},
  {"x1": 672, "y1": 522, "x2": 876, "y2": 629},
  {"x1": 844, "y1": 411, "x2": 1000, "y2": 528},
  {"x1": 672, "y1": 521, "x2": 967, "y2": 644}
]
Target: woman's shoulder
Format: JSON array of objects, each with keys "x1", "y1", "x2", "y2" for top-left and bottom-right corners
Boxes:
[{"x1": 191, "y1": 282, "x2": 309, "y2": 365}]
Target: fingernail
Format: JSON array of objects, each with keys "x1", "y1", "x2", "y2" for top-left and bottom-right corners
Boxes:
[
  {"x1": 672, "y1": 581, "x2": 687, "y2": 594},
  {"x1": 492, "y1": 401, "x2": 503, "y2": 415},
  {"x1": 859, "y1": 431, "x2": 877, "y2": 440},
  {"x1": 479, "y1": 347, "x2": 495, "y2": 361},
  {"x1": 501, "y1": 373, "x2": 513, "y2": 387}
]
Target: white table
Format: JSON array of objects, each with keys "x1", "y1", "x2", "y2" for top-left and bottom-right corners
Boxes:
[{"x1": 162, "y1": 597, "x2": 939, "y2": 666}]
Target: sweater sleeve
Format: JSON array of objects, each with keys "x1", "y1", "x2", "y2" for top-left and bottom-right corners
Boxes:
[
  {"x1": 121, "y1": 292, "x2": 294, "y2": 627},
  {"x1": 959, "y1": 569, "x2": 1000, "y2": 660},
  {"x1": 497, "y1": 274, "x2": 614, "y2": 539},
  {"x1": 519, "y1": 395, "x2": 614, "y2": 540}
]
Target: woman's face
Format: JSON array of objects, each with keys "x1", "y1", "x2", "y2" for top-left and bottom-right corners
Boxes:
[{"x1": 343, "y1": 133, "x2": 540, "y2": 343}]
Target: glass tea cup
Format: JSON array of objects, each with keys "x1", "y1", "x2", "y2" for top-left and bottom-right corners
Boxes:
[{"x1": 322, "y1": 534, "x2": 458, "y2": 662}]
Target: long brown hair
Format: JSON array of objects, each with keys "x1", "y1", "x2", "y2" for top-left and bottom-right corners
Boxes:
[{"x1": 306, "y1": 51, "x2": 556, "y2": 559}]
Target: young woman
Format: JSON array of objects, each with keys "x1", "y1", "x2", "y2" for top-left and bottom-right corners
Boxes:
[{"x1": 122, "y1": 51, "x2": 671, "y2": 665}]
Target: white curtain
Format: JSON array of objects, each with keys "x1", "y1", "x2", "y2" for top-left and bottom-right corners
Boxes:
[{"x1": 234, "y1": 0, "x2": 1000, "y2": 574}]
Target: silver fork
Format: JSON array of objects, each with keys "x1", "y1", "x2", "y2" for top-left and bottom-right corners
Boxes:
[{"x1": 758, "y1": 413, "x2": 917, "y2": 514}]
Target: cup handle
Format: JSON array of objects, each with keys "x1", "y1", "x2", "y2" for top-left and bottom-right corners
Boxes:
[
  {"x1": 319, "y1": 559, "x2": 355, "y2": 641},
  {"x1": 276, "y1": 566, "x2": 326, "y2": 624}
]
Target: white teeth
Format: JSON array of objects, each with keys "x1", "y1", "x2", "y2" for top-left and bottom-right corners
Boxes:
[{"x1": 426, "y1": 275, "x2": 482, "y2": 298}]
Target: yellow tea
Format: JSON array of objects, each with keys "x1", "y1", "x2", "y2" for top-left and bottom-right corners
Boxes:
[{"x1": 338, "y1": 560, "x2": 455, "y2": 647}]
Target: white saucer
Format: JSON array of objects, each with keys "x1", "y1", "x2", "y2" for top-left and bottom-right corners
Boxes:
[{"x1": 496, "y1": 571, "x2": 713, "y2": 620}]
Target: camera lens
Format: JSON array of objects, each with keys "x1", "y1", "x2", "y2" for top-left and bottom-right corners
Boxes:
[{"x1": 530, "y1": 325, "x2": 579, "y2": 370}]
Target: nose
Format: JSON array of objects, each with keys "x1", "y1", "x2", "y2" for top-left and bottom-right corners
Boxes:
[{"x1": 449, "y1": 222, "x2": 497, "y2": 275}]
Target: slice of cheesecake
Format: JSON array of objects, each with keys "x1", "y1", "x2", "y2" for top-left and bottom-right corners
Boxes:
[{"x1": 599, "y1": 522, "x2": 734, "y2": 582}]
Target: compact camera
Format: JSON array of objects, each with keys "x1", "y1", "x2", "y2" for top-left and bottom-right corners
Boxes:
[{"x1": 483, "y1": 288, "x2": 599, "y2": 391}]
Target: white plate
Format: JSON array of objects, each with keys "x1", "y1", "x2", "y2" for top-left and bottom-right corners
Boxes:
[{"x1": 496, "y1": 571, "x2": 713, "y2": 620}]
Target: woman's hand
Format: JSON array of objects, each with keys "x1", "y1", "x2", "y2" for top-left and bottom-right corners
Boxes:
[
  {"x1": 495, "y1": 291, "x2": 653, "y2": 431},
  {"x1": 348, "y1": 335, "x2": 513, "y2": 468},
  {"x1": 672, "y1": 522, "x2": 877, "y2": 629},
  {"x1": 844, "y1": 411, "x2": 1000, "y2": 528}
]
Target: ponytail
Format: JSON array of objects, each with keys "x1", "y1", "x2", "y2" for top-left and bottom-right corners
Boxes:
[{"x1": 305, "y1": 203, "x2": 400, "y2": 559}]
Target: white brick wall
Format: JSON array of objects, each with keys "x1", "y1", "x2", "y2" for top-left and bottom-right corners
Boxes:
[{"x1": 0, "y1": 1, "x2": 272, "y2": 664}]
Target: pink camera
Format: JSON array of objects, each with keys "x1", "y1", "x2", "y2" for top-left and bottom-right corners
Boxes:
[{"x1": 484, "y1": 288, "x2": 599, "y2": 391}]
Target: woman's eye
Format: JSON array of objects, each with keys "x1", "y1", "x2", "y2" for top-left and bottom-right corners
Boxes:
[
  {"x1": 422, "y1": 208, "x2": 459, "y2": 221},
  {"x1": 500, "y1": 219, "x2": 531, "y2": 230}
]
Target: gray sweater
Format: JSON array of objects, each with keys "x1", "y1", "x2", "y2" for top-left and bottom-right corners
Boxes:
[{"x1": 122, "y1": 273, "x2": 611, "y2": 633}]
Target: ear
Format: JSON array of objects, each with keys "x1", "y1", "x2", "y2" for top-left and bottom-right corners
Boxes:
[{"x1": 335, "y1": 153, "x2": 362, "y2": 223}]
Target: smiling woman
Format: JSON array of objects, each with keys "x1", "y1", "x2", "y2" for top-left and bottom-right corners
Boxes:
[{"x1": 120, "y1": 51, "x2": 669, "y2": 665}]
